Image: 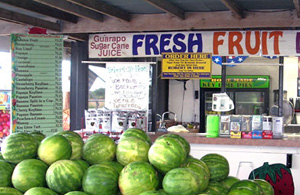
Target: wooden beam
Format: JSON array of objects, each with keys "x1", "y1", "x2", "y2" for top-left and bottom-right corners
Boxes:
[
  {"x1": 66, "y1": 0, "x2": 130, "y2": 22},
  {"x1": 293, "y1": 0, "x2": 300, "y2": 18},
  {"x1": 220, "y1": 0, "x2": 244, "y2": 19},
  {"x1": 0, "y1": 7, "x2": 61, "y2": 31},
  {"x1": 144, "y1": 0, "x2": 185, "y2": 20},
  {"x1": 0, "y1": 0, "x2": 78, "y2": 23},
  {"x1": 33, "y1": 0, "x2": 103, "y2": 22},
  {"x1": 63, "y1": 33, "x2": 88, "y2": 42}
]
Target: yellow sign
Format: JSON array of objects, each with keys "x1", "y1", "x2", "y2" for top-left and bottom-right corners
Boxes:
[{"x1": 161, "y1": 52, "x2": 212, "y2": 79}]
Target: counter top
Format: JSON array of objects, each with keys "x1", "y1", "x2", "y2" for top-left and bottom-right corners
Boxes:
[{"x1": 148, "y1": 132, "x2": 300, "y2": 148}]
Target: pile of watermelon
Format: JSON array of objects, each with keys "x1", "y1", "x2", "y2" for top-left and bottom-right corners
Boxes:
[{"x1": 0, "y1": 128, "x2": 275, "y2": 195}]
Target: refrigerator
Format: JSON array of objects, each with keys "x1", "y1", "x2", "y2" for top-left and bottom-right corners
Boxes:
[{"x1": 199, "y1": 75, "x2": 270, "y2": 132}]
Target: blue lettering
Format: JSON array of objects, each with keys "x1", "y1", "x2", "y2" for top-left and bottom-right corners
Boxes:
[
  {"x1": 132, "y1": 35, "x2": 145, "y2": 55},
  {"x1": 173, "y1": 33, "x2": 186, "y2": 52},
  {"x1": 160, "y1": 34, "x2": 172, "y2": 53},
  {"x1": 188, "y1": 33, "x2": 203, "y2": 52},
  {"x1": 145, "y1": 35, "x2": 159, "y2": 55}
]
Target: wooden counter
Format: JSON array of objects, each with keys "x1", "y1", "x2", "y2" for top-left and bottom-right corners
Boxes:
[{"x1": 148, "y1": 132, "x2": 300, "y2": 148}]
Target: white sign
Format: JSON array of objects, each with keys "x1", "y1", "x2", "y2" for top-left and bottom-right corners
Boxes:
[
  {"x1": 212, "y1": 93, "x2": 234, "y2": 112},
  {"x1": 89, "y1": 30, "x2": 300, "y2": 58},
  {"x1": 105, "y1": 62, "x2": 150, "y2": 110}
]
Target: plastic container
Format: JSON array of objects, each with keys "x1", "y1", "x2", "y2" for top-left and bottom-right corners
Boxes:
[{"x1": 206, "y1": 115, "x2": 220, "y2": 138}]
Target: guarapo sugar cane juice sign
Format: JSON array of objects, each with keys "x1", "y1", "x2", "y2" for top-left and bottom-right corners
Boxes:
[{"x1": 89, "y1": 30, "x2": 300, "y2": 58}]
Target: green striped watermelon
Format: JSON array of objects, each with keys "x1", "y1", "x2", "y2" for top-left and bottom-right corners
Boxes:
[
  {"x1": 55, "y1": 131, "x2": 84, "y2": 160},
  {"x1": 181, "y1": 158, "x2": 210, "y2": 193},
  {"x1": 157, "y1": 133, "x2": 190, "y2": 156},
  {"x1": 12, "y1": 159, "x2": 48, "y2": 192},
  {"x1": 202, "y1": 182, "x2": 228, "y2": 195},
  {"x1": 119, "y1": 161, "x2": 159, "y2": 195},
  {"x1": 82, "y1": 134, "x2": 116, "y2": 165},
  {"x1": 201, "y1": 153, "x2": 229, "y2": 182},
  {"x1": 182, "y1": 156, "x2": 210, "y2": 176},
  {"x1": 220, "y1": 176, "x2": 240, "y2": 190},
  {"x1": 229, "y1": 180, "x2": 263, "y2": 195},
  {"x1": 0, "y1": 187, "x2": 23, "y2": 195},
  {"x1": 98, "y1": 161, "x2": 124, "y2": 174},
  {"x1": 72, "y1": 159, "x2": 90, "y2": 172},
  {"x1": 65, "y1": 192, "x2": 88, "y2": 195},
  {"x1": 2, "y1": 132, "x2": 38, "y2": 164},
  {"x1": 46, "y1": 160, "x2": 84, "y2": 194},
  {"x1": 162, "y1": 168, "x2": 199, "y2": 195},
  {"x1": 0, "y1": 152, "x2": 3, "y2": 160},
  {"x1": 254, "y1": 179, "x2": 274, "y2": 195},
  {"x1": 148, "y1": 136, "x2": 186, "y2": 173},
  {"x1": 228, "y1": 187, "x2": 257, "y2": 195},
  {"x1": 82, "y1": 164, "x2": 119, "y2": 195},
  {"x1": 30, "y1": 131, "x2": 46, "y2": 144},
  {"x1": 38, "y1": 134, "x2": 72, "y2": 165},
  {"x1": 24, "y1": 187, "x2": 58, "y2": 195},
  {"x1": 116, "y1": 137, "x2": 150, "y2": 166},
  {"x1": 121, "y1": 128, "x2": 152, "y2": 145},
  {"x1": 0, "y1": 160, "x2": 14, "y2": 187},
  {"x1": 139, "y1": 190, "x2": 168, "y2": 195}
]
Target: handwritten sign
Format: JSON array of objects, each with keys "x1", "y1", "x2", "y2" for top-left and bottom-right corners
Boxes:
[
  {"x1": 11, "y1": 34, "x2": 63, "y2": 136},
  {"x1": 105, "y1": 62, "x2": 150, "y2": 110},
  {"x1": 161, "y1": 52, "x2": 212, "y2": 79}
]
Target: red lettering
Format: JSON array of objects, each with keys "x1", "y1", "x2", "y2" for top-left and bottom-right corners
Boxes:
[
  {"x1": 213, "y1": 32, "x2": 226, "y2": 55},
  {"x1": 228, "y1": 32, "x2": 243, "y2": 54},
  {"x1": 245, "y1": 31, "x2": 260, "y2": 55}
]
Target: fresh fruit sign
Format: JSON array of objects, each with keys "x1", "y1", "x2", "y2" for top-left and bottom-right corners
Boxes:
[
  {"x1": 11, "y1": 34, "x2": 64, "y2": 136},
  {"x1": 89, "y1": 30, "x2": 300, "y2": 58}
]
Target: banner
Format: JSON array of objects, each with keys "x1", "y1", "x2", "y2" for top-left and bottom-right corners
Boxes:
[{"x1": 89, "y1": 30, "x2": 300, "y2": 58}]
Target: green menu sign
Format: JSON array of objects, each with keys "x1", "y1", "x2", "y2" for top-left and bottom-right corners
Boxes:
[
  {"x1": 200, "y1": 75, "x2": 270, "y2": 88},
  {"x1": 11, "y1": 34, "x2": 63, "y2": 136}
]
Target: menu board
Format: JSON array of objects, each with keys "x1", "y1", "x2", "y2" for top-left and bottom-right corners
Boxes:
[
  {"x1": 105, "y1": 62, "x2": 150, "y2": 110},
  {"x1": 11, "y1": 34, "x2": 63, "y2": 136}
]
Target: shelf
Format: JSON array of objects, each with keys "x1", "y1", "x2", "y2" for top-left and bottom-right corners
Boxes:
[{"x1": 236, "y1": 102, "x2": 264, "y2": 104}]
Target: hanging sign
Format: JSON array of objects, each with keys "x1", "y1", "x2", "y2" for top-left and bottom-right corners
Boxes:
[
  {"x1": 161, "y1": 52, "x2": 212, "y2": 79},
  {"x1": 89, "y1": 30, "x2": 300, "y2": 58},
  {"x1": 11, "y1": 34, "x2": 63, "y2": 136},
  {"x1": 105, "y1": 62, "x2": 150, "y2": 110}
]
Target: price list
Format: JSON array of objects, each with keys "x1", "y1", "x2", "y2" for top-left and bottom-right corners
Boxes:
[{"x1": 11, "y1": 34, "x2": 63, "y2": 136}]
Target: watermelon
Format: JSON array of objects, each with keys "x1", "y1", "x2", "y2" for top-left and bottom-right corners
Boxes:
[
  {"x1": 182, "y1": 157, "x2": 210, "y2": 175},
  {"x1": 139, "y1": 190, "x2": 168, "y2": 195},
  {"x1": 46, "y1": 160, "x2": 84, "y2": 194},
  {"x1": 55, "y1": 131, "x2": 84, "y2": 160},
  {"x1": 72, "y1": 159, "x2": 90, "y2": 172},
  {"x1": 12, "y1": 159, "x2": 48, "y2": 192},
  {"x1": 148, "y1": 136, "x2": 186, "y2": 173},
  {"x1": 162, "y1": 168, "x2": 199, "y2": 195},
  {"x1": 229, "y1": 180, "x2": 263, "y2": 195},
  {"x1": 0, "y1": 152, "x2": 3, "y2": 160},
  {"x1": 1, "y1": 132, "x2": 38, "y2": 164},
  {"x1": 38, "y1": 134, "x2": 72, "y2": 165},
  {"x1": 202, "y1": 182, "x2": 228, "y2": 195},
  {"x1": 121, "y1": 128, "x2": 152, "y2": 145},
  {"x1": 82, "y1": 134, "x2": 116, "y2": 165},
  {"x1": 220, "y1": 176, "x2": 240, "y2": 189},
  {"x1": 119, "y1": 161, "x2": 159, "y2": 195},
  {"x1": 24, "y1": 187, "x2": 58, "y2": 195},
  {"x1": 65, "y1": 192, "x2": 88, "y2": 195},
  {"x1": 116, "y1": 137, "x2": 150, "y2": 166},
  {"x1": 200, "y1": 153, "x2": 229, "y2": 181},
  {"x1": 98, "y1": 161, "x2": 124, "y2": 174},
  {"x1": 30, "y1": 131, "x2": 46, "y2": 144},
  {"x1": 157, "y1": 133, "x2": 190, "y2": 155},
  {"x1": 82, "y1": 164, "x2": 119, "y2": 195},
  {"x1": 254, "y1": 179, "x2": 274, "y2": 195},
  {"x1": 0, "y1": 187, "x2": 23, "y2": 195},
  {"x1": 0, "y1": 160, "x2": 14, "y2": 187},
  {"x1": 228, "y1": 187, "x2": 257, "y2": 195},
  {"x1": 55, "y1": 130, "x2": 82, "y2": 139},
  {"x1": 181, "y1": 158, "x2": 210, "y2": 193}
]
